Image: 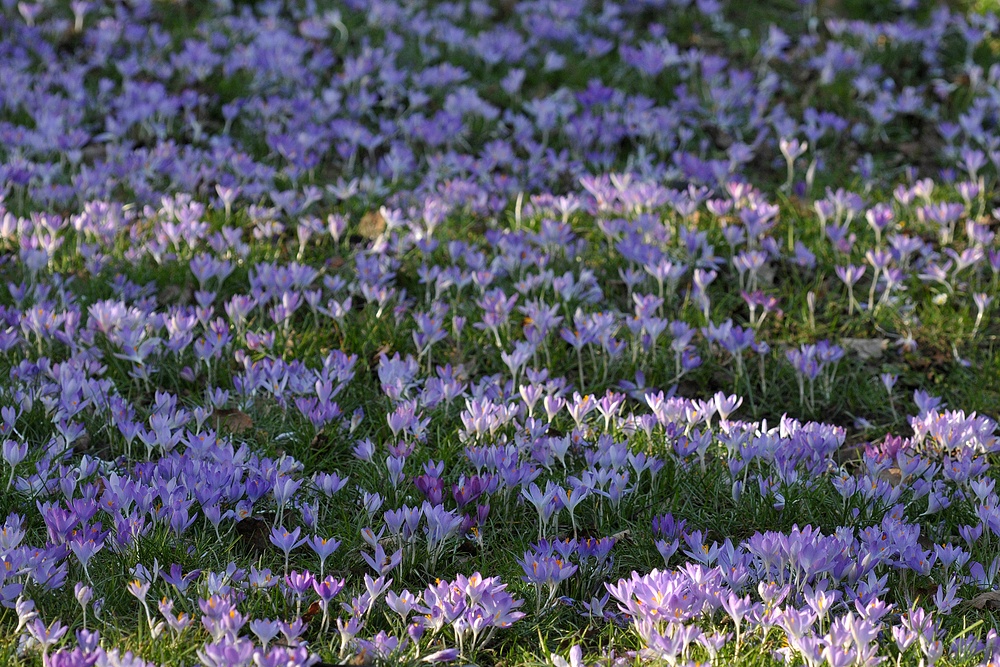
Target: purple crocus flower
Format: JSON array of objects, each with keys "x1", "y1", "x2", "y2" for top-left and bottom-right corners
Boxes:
[{"x1": 269, "y1": 526, "x2": 307, "y2": 574}]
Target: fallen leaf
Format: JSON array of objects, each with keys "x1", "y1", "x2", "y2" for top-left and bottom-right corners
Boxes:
[
  {"x1": 835, "y1": 444, "x2": 862, "y2": 464},
  {"x1": 235, "y1": 516, "x2": 270, "y2": 553},
  {"x1": 342, "y1": 650, "x2": 375, "y2": 667},
  {"x1": 757, "y1": 262, "x2": 776, "y2": 287},
  {"x1": 81, "y1": 142, "x2": 107, "y2": 164},
  {"x1": 897, "y1": 142, "x2": 922, "y2": 160},
  {"x1": 72, "y1": 434, "x2": 92, "y2": 453},
  {"x1": 310, "y1": 430, "x2": 331, "y2": 453},
  {"x1": 301, "y1": 600, "x2": 322, "y2": 625},
  {"x1": 841, "y1": 338, "x2": 887, "y2": 360},
  {"x1": 357, "y1": 211, "x2": 385, "y2": 239},
  {"x1": 160, "y1": 283, "x2": 192, "y2": 305},
  {"x1": 969, "y1": 591, "x2": 1000, "y2": 610},
  {"x1": 73, "y1": 434, "x2": 113, "y2": 459},
  {"x1": 879, "y1": 467, "x2": 901, "y2": 485},
  {"x1": 214, "y1": 408, "x2": 253, "y2": 434}
]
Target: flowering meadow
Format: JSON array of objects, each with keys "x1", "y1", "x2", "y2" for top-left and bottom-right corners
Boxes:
[{"x1": 1, "y1": 0, "x2": 1000, "y2": 665}]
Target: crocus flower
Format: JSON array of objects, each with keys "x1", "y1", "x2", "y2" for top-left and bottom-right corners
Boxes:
[
  {"x1": 269, "y1": 526, "x2": 307, "y2": 574},
  {"x1": 1, "y1": 440, "x2": 26, "y2": 491},
  {"x1": 307, "y1": 535, "x2": 341, "y2": 576}
]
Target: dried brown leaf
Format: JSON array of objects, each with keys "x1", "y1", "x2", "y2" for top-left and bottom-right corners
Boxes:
[
  {"x1": 72, "y1": 434, "x2": 92, "y2": 453},
  {"x1": 968, "y1": 591, "x2": 1000, "y2": 610},
  {"x1": 841, "y1": 338, "x2": 887, "y2": 360},
  {"x1": 301, "y1": 600, "x2": 322, "y2": 625},
  {"x1": 357, "y1": 211, "x2": 386, "y2": 239},
  {"x1": 879, "y1": 467, "x2": 901, "y2": 486},
  {"x1": 310, "y1": 430, "x2": 333, "y2": 454},
  {"x1": 343, "y1": 650, "x2": 375, "y2": 667},
  {"x1": 81, "y1": 143, "x2": 107, "y2": 164},
  {"x1": 215, "y1": 408, "x2": 253, "y2": 434},
  {"x1": 160, "y1": 284, "x2": 192, "y2": 305},
  {"x1": 235, "y1": 516, "x2": 270, "y2": 553}
]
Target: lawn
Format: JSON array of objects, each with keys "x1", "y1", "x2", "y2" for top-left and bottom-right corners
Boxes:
[{"x1": 0, "y1": 0, "x2": 999, "y2": 665}]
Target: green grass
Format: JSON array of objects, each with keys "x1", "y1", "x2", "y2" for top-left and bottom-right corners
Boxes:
[{"x1": 1, "y1": 0, "x2": 999, "y2": 665}]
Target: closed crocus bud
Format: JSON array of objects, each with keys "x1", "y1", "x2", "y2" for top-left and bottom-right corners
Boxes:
[
  {"x1": 407, "y1": 620, "x2": 425, "y2": 643},
  {"x1": 422, "y1": 648, "x2": 460, "y2": 663},
  {"x1": 1, "y1": 440, "x2": 26, "y2": 467},
  {"x1": 74, "y1": 582, "x2": 92, "y2": 606}
]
